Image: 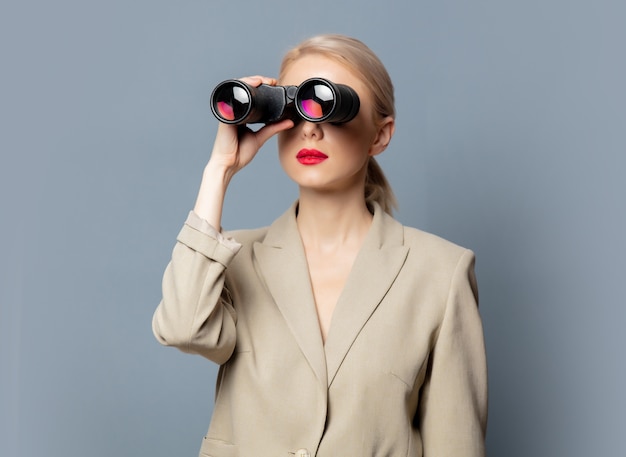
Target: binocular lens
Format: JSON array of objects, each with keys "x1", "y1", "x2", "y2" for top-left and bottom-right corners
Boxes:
[
  {"x1": 297, "y1": 82, "x2": 334, "y2": 120},
  {"x1": 211, "y1": 82, "x2": 252, "y2": 123},
  {"x1": 295, "y1": 78, "x2": 360, "y2": 124}
]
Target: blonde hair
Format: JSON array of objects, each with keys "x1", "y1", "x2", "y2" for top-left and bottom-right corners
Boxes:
[{"x1": 279, "y1": 34, "x2": 398, "y2": 214}]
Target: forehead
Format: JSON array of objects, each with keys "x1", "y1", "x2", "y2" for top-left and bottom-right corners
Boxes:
[{"x1": 280, "y1": 54, "x2": 365, "y2": 91}]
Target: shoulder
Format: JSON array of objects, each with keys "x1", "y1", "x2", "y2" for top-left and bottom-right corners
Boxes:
[
  {"x1": 222, "y1": 202, "x2": 299, "y2": 251},
  {"x1": 380, "y1": 207, "x2": 473, "y2": 264},
  {"x1": 396, "y1": 222, "x2": 479, "y2": 322},
  {"x1": 223, "y1": 226, "x2": 270, "y2": 249},
  {"x1": 403, "y1": 224, "x2": 471, "y2": 259},
  {"x1": 396, "y1": 220, "x2": 476, "y2": 285}
]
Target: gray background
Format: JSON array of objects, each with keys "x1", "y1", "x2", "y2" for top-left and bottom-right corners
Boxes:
[{"x1": 1, "y1": 0, "x2": 625, "y2": 456}]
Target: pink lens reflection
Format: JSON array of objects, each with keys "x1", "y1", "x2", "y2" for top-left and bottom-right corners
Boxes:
[
  {"x1": 217, "y1": 101, "x2": 235, "y2": 121},
  {"x1": 300, "y1": 99, "x2": 324, "y2": 119}
]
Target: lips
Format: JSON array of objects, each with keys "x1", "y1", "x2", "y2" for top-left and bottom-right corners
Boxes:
[{"x1": 296, "y1": 148, "x2": 328, "y2": 165}]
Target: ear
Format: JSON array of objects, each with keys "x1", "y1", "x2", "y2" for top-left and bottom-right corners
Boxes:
[{"x1": 369, "y1": 116, "x2": 395, "y2": 157}]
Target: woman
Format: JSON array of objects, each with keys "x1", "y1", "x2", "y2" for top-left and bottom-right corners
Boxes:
[{"x1": 153, "y1": 34, "x2": 488, "y2": 457}]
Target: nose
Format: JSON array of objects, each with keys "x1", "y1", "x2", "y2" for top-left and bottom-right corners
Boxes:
[{"x1": 300, "y1": 120, "x2": 323, "y2": 140}]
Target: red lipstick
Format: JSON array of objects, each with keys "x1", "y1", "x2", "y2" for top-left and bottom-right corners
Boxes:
[{"x1": 296, "y1": 148, "x2": 328, "y2": 165}]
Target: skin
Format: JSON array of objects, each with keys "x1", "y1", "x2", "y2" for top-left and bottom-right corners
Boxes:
[{"x1": 194, "y1": 54, "x2": 395, "y2": 342}]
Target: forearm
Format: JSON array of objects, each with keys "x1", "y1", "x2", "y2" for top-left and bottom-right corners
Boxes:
[{"x1": 193, "y1": 160, "x2": 233, "y2": 230}]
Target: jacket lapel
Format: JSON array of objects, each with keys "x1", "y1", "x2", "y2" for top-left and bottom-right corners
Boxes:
[
  {"x1": 252, "y1": 202, "x2": 409, "y2": 388},
  {"x1": 253, "y1": 203, "x2": 328, "y2": 385},
  {"x1": 324, "y1": 204, "x2": 409, "y2": 387}
]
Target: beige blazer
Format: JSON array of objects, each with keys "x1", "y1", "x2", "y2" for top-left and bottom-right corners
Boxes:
[{"x1": 153, "y1": 202, "x2": 487, "y2": 457}]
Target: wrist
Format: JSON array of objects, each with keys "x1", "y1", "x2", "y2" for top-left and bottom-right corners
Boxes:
[{"x1": 203, "y1": 160, "x2": 234, "y2": 189}]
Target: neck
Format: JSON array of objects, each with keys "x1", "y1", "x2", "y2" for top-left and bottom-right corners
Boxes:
[{"x1": 296, "y1": 188, "x2": 373, "y2": 252}]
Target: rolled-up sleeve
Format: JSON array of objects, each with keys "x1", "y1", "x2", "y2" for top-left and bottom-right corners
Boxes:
[{"x1": 152, "y1": 218, "x2": 241, "y2": 365}]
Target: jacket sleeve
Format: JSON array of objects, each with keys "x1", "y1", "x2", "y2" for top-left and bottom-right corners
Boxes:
[
  {"x1": 418, "y1": 249, "x2": 488, "y2": 457},
  {"x1": 152, "y1": 223, "x2": 240, "y2": 365}
]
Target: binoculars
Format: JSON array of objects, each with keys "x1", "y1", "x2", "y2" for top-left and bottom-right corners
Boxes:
[{"x1": 210, "y1": 78, "x2": 360, "y2": 125}]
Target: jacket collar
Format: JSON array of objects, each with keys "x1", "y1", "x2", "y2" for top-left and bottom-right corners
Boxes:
[{"x1": 253, "y1": 201, "x2": 409, "y2": 387}]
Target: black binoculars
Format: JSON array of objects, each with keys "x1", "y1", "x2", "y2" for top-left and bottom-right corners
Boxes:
[{"x1": 210, "y1": 77, "x2": 360, "y2": 125}]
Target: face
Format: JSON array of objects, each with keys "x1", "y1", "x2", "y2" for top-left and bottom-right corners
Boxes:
[{"x1": 277, "y1": 54, "x2": 393, "y2": 195}]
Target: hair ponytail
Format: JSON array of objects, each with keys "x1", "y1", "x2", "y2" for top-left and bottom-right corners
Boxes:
[{"x1": 365, "y1": 157, "x2": 397, "y2": 215}]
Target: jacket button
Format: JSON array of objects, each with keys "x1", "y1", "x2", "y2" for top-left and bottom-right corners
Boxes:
[{"x1": 295, "y1": 449, "x2": 311, "y2": 457}]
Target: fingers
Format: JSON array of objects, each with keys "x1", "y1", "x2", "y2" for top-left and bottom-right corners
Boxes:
[
  {"x1": 209, "y1": 75, "x2": 293, "y2": 169},
  {"x1": 239, "y1": 75, "x2": 279, "y2": 87}
]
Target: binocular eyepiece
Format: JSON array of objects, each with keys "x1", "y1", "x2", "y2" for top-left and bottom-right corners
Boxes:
[{"x1": 210, "y1": 78, "x2": 360, "y2": 125}]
